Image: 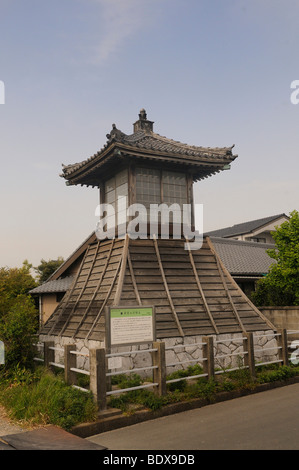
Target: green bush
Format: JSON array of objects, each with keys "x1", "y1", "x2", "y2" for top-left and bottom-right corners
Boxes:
[
  {"x1": 111, "y1": 373, "x2": 142, "y2": 389},
  {"x1": 257, "y1": 365, "x2": 298, "y2": 384},
  {"x1": 0, "y1": 295, "x2": 38, "y2": 369}
]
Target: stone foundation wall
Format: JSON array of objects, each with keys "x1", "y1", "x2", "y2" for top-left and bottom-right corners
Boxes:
[
  {"x1": 38, "y1": 334, "x2": 103, "y2": 371},
  {"x1": 38, "y1": 330, "x2": 279, "y2": 376}
]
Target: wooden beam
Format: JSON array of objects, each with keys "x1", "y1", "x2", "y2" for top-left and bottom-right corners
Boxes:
[
  {"x1": 59, "y1": 240, "x2": 101, "y2": 336},
  {"x1": 153, "y1": 235, "x2": 184, "y2": 337},
  {"x1": 48, "y1": 247, "x2": 89, "y2": 336},
  {"x1": 86, "y1": 254, "x2": 122, "y2": 340},
  {"x1": 72, "y1": 239, "x2": 115, "y2": 339},
  {"x1": 113, "y1": 233, "x2": 129, "y2": 306},
  {"x1": 185, "y1": 238, "x2": 219, "y2": 335},
  {"x1": 206, "y1": 236, "x2": 246, "y2": 332},
  {"x1": 127, "y1": 249, "x2": 142, "y2": 306},
  {"x1": 206, "y1": 236, "x2": 277, "y2": 331}
]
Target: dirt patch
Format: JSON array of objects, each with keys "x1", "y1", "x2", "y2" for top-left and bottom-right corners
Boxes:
[{"x1": 0, "y1": 405, "x2": 25, "y2": 436}]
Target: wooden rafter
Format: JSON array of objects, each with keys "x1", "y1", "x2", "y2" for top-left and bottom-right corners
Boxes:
[
  {"x1": 85, "y1": 238, "x2": 126, "y2": 340},
  {"x1": 72, "y1": 239, "x2": 115, "y2": 339},
  {"x1": 48, "y1": 247, "x2": 89, "y2": 336},
  {"x1": 59, "y1": 240, "x2": 101, "y2": 337},
  {"x1": 206, "y1": 237, "x2": 247, "y2": 332},
  {"x1": 185, "y1": 238, "x2": 219, "y2": 335},
  {"x1": 113, "y1": 234, "x2": 129, "y2": 306},
  {"x1": 127, "y1": 249, "x2": 142, "y2": 306},
  {"x1": 206, "y1": 237, "x2": 277, "y2": 332},
  {"x1": 206, "y1": 237, "x2": 248, "y2": 333},
  {"x1": 85, "y1": 260, "x2": 121, "y2": 340},
  {"x1": 153, "y1": 235, "x2": 185, "y2": 337}
]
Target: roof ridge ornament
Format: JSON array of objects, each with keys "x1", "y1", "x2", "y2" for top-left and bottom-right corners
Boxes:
[{"x1": 106, "y1": 123, "x2": 126, "y2": 143}]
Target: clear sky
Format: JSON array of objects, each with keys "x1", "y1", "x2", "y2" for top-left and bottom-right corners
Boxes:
[{"x1": 0, "y1": 0, "x2": 298, "y2": 268}]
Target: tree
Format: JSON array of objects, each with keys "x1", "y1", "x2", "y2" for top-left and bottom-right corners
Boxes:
[
  {"x1": 251, "y1": 210, "x2": 299, "y2": 306},
  {"x1": 0, "y1": 261, "x2": 37, "y2": 317},
  {"x1": 0, "y1": 295, "x2": 38, "y2": 368},
  {"x1": 35, "y1": 257, "x2": 64, "y2": 284},
  {"x1": 0, "y1": 261, "x2": 38, "y2": 369}
]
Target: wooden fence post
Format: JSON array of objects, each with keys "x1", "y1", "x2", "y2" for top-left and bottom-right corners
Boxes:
[
  {"x1": 152, "y1": 341, "x2": 166, "y2": 396},
  {"x1": 202, "y1": 336, "x2": 214, "y2": 380},
  {"x1": 44, "y1": 341, "x2": 54, "y2": 369},
  {"x1": 89, "y1": 348, "x2": 107, "y2": 411},
  {"x1": 64, "y1": 344, "x2": 77, "y2": 386},
  {"x1": 277, "y1": 328, "x2": 289, "y2": 366},
  {"x1": 243, "y1": 332, "x2": 256, "y2": 379}
]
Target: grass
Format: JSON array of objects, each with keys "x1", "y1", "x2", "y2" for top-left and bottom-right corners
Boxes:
[
  {"x1": 1, "y1": 362, "x2": 299, "y2": 430},
  {"x1": 0, "y1": 366, "x2": 98, "y2": 431},
  {"x1": 107, "y1": 362, "x2": 299, "y2": 413}
]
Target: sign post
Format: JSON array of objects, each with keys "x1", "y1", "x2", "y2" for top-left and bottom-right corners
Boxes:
[{"x1": 0, "y1": 341, "x2": 5, "y2": 365}]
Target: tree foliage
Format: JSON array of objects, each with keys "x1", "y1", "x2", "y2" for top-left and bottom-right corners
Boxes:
[
  {"x1": 251, "y1": 210, "x2": 299, "y2": 306},
  {"x1": 0, "y1": 261, "x2": 37, "y2": 317},
  {"x1": 35, "y1": 257, "x2": 64, "y2": 284},
  {"x1": 0, "y1": 261, "x2": 38, "y2": 369}
]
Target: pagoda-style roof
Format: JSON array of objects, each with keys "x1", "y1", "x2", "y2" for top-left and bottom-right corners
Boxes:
[{"x1": 61, "y1": 109, "x2": 237, "y2": 187}]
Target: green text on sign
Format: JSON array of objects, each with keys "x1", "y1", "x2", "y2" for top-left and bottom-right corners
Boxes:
[{"x1": 110, "y1": 307, "x2": 153, "y2": 318}]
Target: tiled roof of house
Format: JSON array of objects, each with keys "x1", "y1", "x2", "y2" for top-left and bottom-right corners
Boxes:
[
  {"x1": 209, "y1": 237, "x2": 276, "y2": 276},
  {"x1": 205, "y1": 214, "x2": 287, "y2": 238},
  {"x1": 29, "y1": 276, "x2": 74, "y2": 294}
]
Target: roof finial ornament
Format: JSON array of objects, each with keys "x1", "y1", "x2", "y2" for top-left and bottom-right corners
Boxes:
[
  {"x1": 139, "y1": 108, "x2": 147, "y2": 120},
  {"x1": 134, "y1": 108, "x2": 154, "y2": 133}
]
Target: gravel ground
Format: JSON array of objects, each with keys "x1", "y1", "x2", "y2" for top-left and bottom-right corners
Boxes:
[{"x1": 0, "y1": 405, "x2": 25, "y2": 436}]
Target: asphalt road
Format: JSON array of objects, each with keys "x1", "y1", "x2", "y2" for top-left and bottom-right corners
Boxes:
[{"x1": 88, "y1": 383, "x2": 299, "y2": 450}]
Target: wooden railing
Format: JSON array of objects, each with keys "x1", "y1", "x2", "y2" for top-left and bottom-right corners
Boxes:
[{"x1": 34, "y1": 329, "x2": 298, "y2": 411}]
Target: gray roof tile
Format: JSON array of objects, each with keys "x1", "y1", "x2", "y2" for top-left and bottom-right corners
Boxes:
[
  {"x1": 205, "y1": 214, "x2": 287, "y2": 238},
  {"x1": 210, "y1": 237, "x2": 276, "y2": 275},
  {"x1": 29, "y1": 276, "x2": 74, "y2": 294}
]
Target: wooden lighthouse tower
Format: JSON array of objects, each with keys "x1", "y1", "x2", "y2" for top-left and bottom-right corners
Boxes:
[{"x1": 41, "y1": 110, "x2": 275, "y2": 345}]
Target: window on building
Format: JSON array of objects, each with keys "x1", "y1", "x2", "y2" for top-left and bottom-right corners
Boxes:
[
  {"x1": 56, "y1": 292, "x2": 65, "y2": 303},
  {"x1": 135, "y1": 168, "x2": 188, "y2": 224},
  {"x1": 247, "y1": 237, "x2": 267, "y2": 243}
]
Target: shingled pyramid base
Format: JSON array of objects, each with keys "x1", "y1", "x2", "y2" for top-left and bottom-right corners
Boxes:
[{"x1": 40, "y1": 236, "x2": 275, "y2": 344}]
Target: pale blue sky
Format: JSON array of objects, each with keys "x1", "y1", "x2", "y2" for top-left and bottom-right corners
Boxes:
[{"x1": 0, "y1": 0, "x2": 298, "y2": 268}]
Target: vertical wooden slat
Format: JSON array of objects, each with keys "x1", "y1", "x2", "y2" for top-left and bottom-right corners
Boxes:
[
  {"x1": 89, "y1": 348, "x2": 107, "y2": 410},
  {"x1": 277, "y1": 328, "x2": 289, "y2": 366},
  {"x1": 186, "y1": 238, "x2": 219, "y2": 335},
  {"x1": 152, "y1": 341, "x2": 167, "y2": 396},
  {"x1": 243, "y1": 332, "x2": 256, "y2": 378},
  {"x1": 64, "y1": 344, "x2": 77, "y2": 385},
  {"x1": 202, "y1": 336, "x2": 215, "y2": 380},
  {"x1": 153, "y1": 235, "x2": 184, "y2": 337}
]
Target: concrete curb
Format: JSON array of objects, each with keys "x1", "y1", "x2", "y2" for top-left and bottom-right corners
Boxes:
[{"x1": 71, "y1": 375, "x2": 299, "y2": 438}]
